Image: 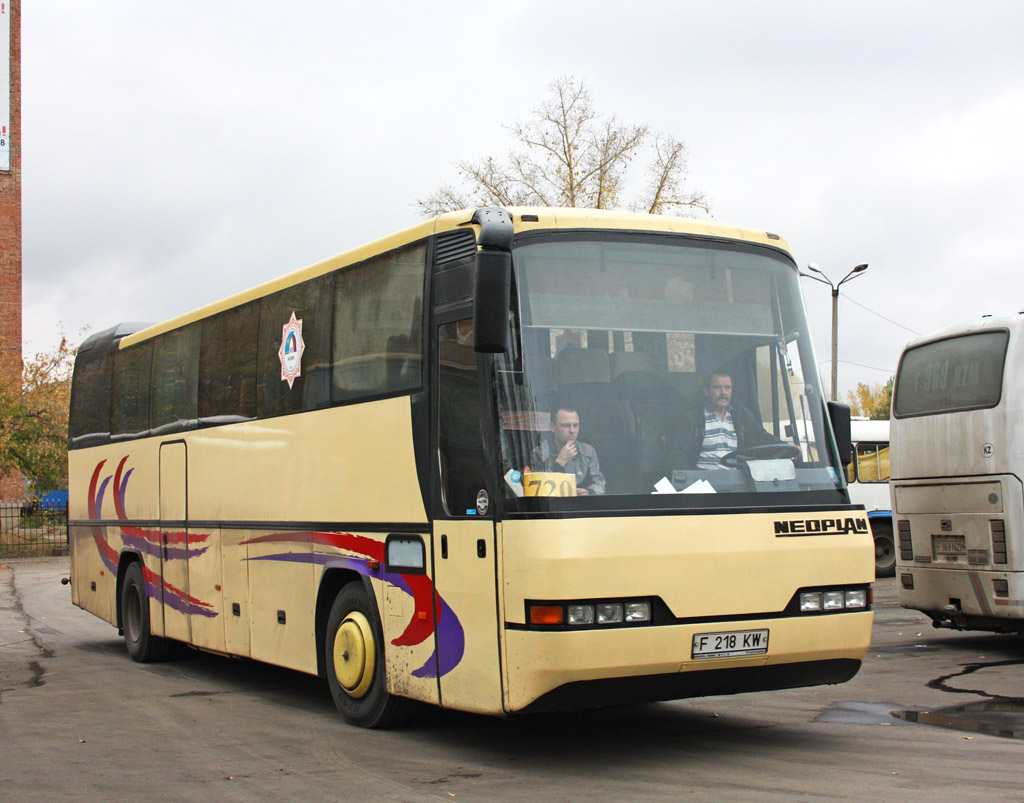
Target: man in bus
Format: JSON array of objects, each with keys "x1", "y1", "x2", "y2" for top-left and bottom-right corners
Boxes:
[
  {"x1": 529, "y1": 403, "x2": 606, "y2": 495},
  {"x1": 669, "y1": 370, "x2": 779, "y2": 470}
]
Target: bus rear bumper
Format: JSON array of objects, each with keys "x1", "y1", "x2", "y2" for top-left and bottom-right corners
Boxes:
[
  {"x1": 897, "y1": 566, "x2": 1024, "y2": 633},
  {"x1": 503, "y1": 611, "x2": 872, "y2": 714}
]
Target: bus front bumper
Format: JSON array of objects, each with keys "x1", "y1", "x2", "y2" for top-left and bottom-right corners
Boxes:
[{"x1": 502, "y1": 611, "x2": 872, "y2": 714}]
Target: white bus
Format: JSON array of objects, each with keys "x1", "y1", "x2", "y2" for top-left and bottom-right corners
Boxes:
[
  {"x1": 847, "y1": 420, "x2": 894, "y2": 577},
  {"x1": 890, "y1": 312, "x2": 1022, "y2": 633}
]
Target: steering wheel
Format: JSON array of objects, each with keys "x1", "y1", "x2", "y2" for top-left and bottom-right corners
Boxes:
[{"x1": 720, "y1": 443, "x2": 801, "y2": 468}]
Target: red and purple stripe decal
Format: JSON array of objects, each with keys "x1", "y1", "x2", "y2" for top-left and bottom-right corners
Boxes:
[{"x1": 86, "y1": 457, "x2": 464, "y2": 678}]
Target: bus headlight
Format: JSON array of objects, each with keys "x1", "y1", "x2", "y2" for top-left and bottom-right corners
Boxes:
[
  {"x1": 823, "y1": 591, "x2": 845, "y2": 610},
  {"x1": 800, "y1": 592, "x2": 822, "y2": 612},
  {"x1": 799, "y1": 587, "x2": 870, "y2": 613},
  {"x1": 529, "y1": 598, "x2": 653, "y2": 628},
  {"x1": 845, "y1": 589, "x2": 868, "y2": 608},
  {"x1": 624, "y1": 601, "x2": 651, "y2": 622},
  {"x1": 567, "y1": 605, "x2": 595, "y2": 625},
  {"x1": 596, "y1": 603, "x2": 623, "y2": 624}
]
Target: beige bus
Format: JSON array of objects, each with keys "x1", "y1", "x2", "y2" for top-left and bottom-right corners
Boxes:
[{"x1": 68, "y1": 207, "x2": 874, "y2": 727}]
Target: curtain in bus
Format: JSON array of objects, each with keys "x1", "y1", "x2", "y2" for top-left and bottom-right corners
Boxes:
[{"x1": 850, "y1": 444, "x2": 890, "y2": 483}]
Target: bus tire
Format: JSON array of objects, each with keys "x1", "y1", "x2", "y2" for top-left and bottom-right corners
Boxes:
[
  {"x1": 121, "y1": 562, "x2": 172, "y2": 663},
  {"x1": 872, "y1": 520, "x2": 896, "y2": 578},
  {"x1": 325, "y1": 581, "x2": 409, "y2": 728}
]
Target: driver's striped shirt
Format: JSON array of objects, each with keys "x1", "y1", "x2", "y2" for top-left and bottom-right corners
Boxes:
[{"x1": 696, "y1": 407, "x2": 738, "y2": 470}]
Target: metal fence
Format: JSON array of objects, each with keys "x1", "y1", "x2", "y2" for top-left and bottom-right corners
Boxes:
[{"x1": 0, "y1": 500, "x2": 69, "y2": 557}]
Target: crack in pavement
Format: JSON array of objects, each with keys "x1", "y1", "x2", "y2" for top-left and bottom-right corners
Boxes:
[
  {"x1": 926, "y1": 658, "x2": 1024, "y2": 700},
  {"x1": 0, "y1": 566, "x2": 53, "y2": 701}
]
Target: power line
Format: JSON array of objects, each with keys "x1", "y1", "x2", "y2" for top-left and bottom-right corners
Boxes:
[
  {"x1": 839, "y1": 358, "x2": 894, "y2": 374},
  {"x1": 818, "y1": 358, "x2": 894, "y2": 373},
  {"x1": 841, "y1": 293, "x2": 921, "y2": 336}
]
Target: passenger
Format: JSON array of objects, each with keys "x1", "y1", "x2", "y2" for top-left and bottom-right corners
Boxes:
[
  {"x1": 668, "y1": 370, "x2": 779, "y2": 470},
  {"x1": 529, "y1": 403, "x2": 606, "y2": 495}
]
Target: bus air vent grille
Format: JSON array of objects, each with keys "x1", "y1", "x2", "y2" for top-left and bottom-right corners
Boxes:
[{"x1": 434, "y1": 230, "x2": 478, "y2": 267}]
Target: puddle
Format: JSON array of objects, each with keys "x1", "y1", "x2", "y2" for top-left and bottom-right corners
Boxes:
[
  {"x1": 892, "y1": 699, "x2": 1024, "y2": 739},
  {"x1": 815, "y1": 701, "x2": 913, "y2": 726}
]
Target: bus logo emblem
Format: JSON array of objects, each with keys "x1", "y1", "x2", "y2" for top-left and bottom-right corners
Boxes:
[
  {"x1": 278, "y1": 311, "x2": 305, "y2": 388},
  {"x1": 982, "y1": 443, "x2": 994, "y2": 458}
]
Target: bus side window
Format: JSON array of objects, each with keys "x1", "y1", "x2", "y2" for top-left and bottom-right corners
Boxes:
[
  {"x1": 437, "y1": 320, "x2": 486, "y2": 516},
  {"x1": 855, "y1": 443, "x2": 885, "y2": 482}
]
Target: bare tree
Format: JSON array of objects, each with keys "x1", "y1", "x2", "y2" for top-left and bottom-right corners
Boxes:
[{"x1": 417, "y1": 77, "x2": 709, "y2": 217}]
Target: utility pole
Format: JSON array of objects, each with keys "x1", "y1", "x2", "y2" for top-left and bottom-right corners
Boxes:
[{"x1": 801, "y1": 263, "x2": 869, "y2": 402}]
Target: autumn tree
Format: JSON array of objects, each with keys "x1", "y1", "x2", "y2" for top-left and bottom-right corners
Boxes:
[
  {"x1": 846, "y1": 377, "x2": 893, "y2": 420},
  {"x1": 417, "y1": 76, "x2": 710, "y2": 217},
  {"x1": 0, "y1": 336, "x2": 75, "y2": 494}
]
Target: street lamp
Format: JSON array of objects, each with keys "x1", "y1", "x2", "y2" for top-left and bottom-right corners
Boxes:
[{"x1": 801, "y1": 262, "x2": 869, "y2": 402}]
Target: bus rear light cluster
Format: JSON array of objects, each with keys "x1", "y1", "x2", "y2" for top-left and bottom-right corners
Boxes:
[
  {"x1": 799, "y1": 589, "x2": 868, "y2": 612},
  {"x1": 991, "y1": 520, "x2": 1007, "y2": 565},
  {"x1": 897, "y1": 520, "x2": 914, "y2": 561},
  {"x1": 529, "y1": 599, "x2": 652, "y2": 628}
]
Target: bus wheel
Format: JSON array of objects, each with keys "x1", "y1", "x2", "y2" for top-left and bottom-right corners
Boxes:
[
  {"x1": 325, "y1": 582, "x2": 409, "y2": 728},
  {"x1": 873, "y1": 521, "x2": 896, "y2": 578},
  {"x1": 121, "y1": 562, "x2": 171, "y2": 663}
]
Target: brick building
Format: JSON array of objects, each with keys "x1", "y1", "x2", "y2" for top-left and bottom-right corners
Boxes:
[{"x1": 0, "y1": 0, "x2": 22, "y2": 501}]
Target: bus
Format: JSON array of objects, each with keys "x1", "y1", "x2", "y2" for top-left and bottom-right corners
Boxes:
[
  {"x1": 890, "y1": 312, "x2": 1023, "y2": 633},
  {"x1": 68, "y1": 207, "x2": 874, "y2": 727},
  {"x1": 847, "y1": 419, "x2": 894, "y2": 577}
]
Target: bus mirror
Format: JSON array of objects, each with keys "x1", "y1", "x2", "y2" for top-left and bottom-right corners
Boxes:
[
  {"x1": 473, "y1": 249, "x2": 511, "y2": 353},
  {"x1": 828, "y1": 401, "x2": 853, "y2": 466}
]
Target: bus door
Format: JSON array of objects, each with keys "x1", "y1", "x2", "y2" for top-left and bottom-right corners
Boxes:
[
  {"x1": 158, "y1": 441, "x2": 191, "y2": 643},
  {"x1": 431, "y1": 317, "x2": 504, "y2": 715}
]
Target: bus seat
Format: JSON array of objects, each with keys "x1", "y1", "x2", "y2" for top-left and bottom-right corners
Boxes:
[
  {"x1": 670, "y1": 371, "x2": 704, "y2": 404},
  {"x1": 613, "y1": 369, "x2": 687, "y2": 489},
  {"x1": 610, "y1": 351, "x2": 653, "y2": 378},
  {"x1": 528, "y1": 355, "x2": 557, "y2": 397},
  {"x1": 556, "y1": 347, "x2": 611, "y2": 385}
]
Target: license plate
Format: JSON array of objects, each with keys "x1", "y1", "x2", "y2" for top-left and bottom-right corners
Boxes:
[
  {"x1": 692, "y1": 629, "x2": 769, "y2": 659},
  {"x1": 933, "y1": 535, "x2": 966, "y2": 559}
]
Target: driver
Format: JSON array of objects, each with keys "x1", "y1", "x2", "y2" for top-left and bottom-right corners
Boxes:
[{"x1": 668, "y1": 370, "x2": 781, "y2": 470}]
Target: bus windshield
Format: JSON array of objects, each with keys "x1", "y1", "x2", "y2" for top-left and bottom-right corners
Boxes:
[{"x1": 494, "y1": 232, "x2": 844, "y2": 509}]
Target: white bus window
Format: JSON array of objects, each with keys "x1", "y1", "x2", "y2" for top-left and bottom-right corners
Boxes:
[
  {"x1": 853, "y1": 443, "x2": 889, "y2": 483},
  {"x1": 894, "y1": 330, "x2": 1008, "y2": 417}
]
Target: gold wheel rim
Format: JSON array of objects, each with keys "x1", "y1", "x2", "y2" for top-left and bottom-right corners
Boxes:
[{"x1": 333, "y1": 611, "x2": 375, "y2": 698}]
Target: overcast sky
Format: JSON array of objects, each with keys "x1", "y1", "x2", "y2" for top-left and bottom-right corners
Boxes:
[{"x1": 20, "y1": 1, "x2": 1024, "y2": 398}]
